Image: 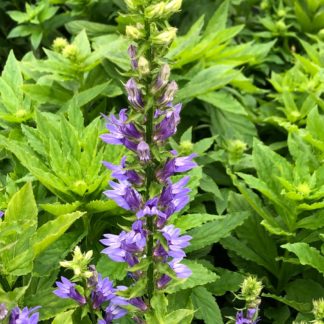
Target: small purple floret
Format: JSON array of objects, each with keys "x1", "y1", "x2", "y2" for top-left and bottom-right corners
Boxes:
[
  {"x1": 54, "y1": 276, "x2": 86, "y2": 305},
  {"x1": 9, "y1": 306, "x2": 40, "y2": 324},
  {"x1": 0, "y1": 303, "x2": 8, "y2": 320},
  {"x1": 125, "y1": 78, "x2": 144, "y2": 110},
  {"x1": 91, "y1": 274, "x2": 116, "y2": 309},
  {"x1": 137, "y1": 140, "x2": 151, "y2": 163},
  {"x1": 128, "y1": 45, "x2": 138, "y2": 69}
]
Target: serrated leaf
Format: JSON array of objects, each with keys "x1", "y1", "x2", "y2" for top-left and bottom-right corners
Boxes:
[
  {"x1": 281, "y1": 242, "x2": 324, "y2": 274},
  {"x1": 191, "y1": 286, "x2": 223, "y2": 324},
  {"x1": 165, "y1": 260, "x2": 219, "y2": 293},
  {"x1": 187, "y1": 212, "x2": 250, "y2": 252},
  {"x1": 174, "y1": 214, "x2": 222, "y2": 232}
]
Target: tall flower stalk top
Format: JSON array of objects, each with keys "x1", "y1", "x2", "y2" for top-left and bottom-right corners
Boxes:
[{"x1": 98, "y1": 0, "x2": 196, "y2": 321}]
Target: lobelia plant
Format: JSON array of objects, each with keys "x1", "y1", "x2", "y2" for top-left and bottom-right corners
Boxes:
[{"x1": 98, "y1": 0, "x2": 197, "y2": 321}]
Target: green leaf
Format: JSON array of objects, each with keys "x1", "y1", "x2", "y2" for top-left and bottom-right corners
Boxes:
[
  {"x1": 174, "y1": 214, "x2": 222, "y2": 232},
  {"x1": 0, "y1": 183, "x2": 37, "y2": 275},
  {"x1": 281, "y1": 243, "x2": 324, "y2": 274},
  {"x1": 96, "y1": 255, "x2": 127, "y2": 281},
  {"x1": 40, "y1": 201, "x2": 81, "y2": 216},
  {"x1": 33, "y1": 211, "x2": 85, "y2": 257},
  {"x1": 191, "y1": 286, "x2": 223, "y2": 324},
  {"x1": 176, "y1": 66, "x2": 239, "y2": 102},
  {"x1": 52, "y1": 310, "x2": 75, "y2": 324},
  {"x1": 187, "y1": 212, "x2": 250, "y2": 252},
  {"x1": 165, "y1": 260, "x2": 219, "y2": 293},
  {"x1": 165, "y1": 309, "x2": 195, "y2": 324},
  {"x1": 198, "y1": 91, "x2": 247, "y2": 115}
]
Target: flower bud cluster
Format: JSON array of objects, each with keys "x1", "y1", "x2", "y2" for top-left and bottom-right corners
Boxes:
[
  {"x1": 52, "y1": 37, "x2": 80, "y2": 61},
  {"x1": 234, "y1": 276, "x2": 263, "y2": 324}
]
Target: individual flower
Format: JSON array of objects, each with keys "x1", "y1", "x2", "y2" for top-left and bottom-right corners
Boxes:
[
  {"x1": 160, "y1": 225, "x2": 191, "y2": 259},
  {"x1": 103, "y1": 157, "x2": 143, "y2": 186},
  {"x1": 0, "y1": 211, "x2": 4, "y2": 219},
  {"x1": 157, "y1": 177, "x2": 191, "y2": 226},
  {"x1": 91, "y1": 274, "x2": 116, "y2": 309},
  {"x1": 125, "y1": 78, "x2": 144, "y2": 110},
  {"x1": 128, "y1": 45, "x2": 138, "y2": 69},
  {"x1": 101, "y1": 220, "x2": 147, "y2": 266},
  {"x1": 104, "y1": 180, "x2": 142, "y2": 211},
  {"x1": 9, "y1": 306, "x2": 40, "y2": 324},
  {"x1": 100, "y1": 109, "x2": 142, "y2": 151},
  {"x1": 98, "y1": 304, "x2": 128, "y2": 324},
  {"x1": 169, "y1": 258, "x2": 192, "y2": 278},
  {"x1": 137, "y1": 141, "x2": 151, "y2": 163},
  {"x1": 54, "y1": 276, "x2": 86, "y2": 305},
  {"x1": 158, "y1": 80, "x2": 178, "y2": 106},
  {"x1": 152, "y1": 64, "x2": 170, "y2": 93},
  {"x1": 156, "y1": 153, "x2": 197, "y2": 183},
  {"x1": 0, "y1": 303, "x2": 8, "y2": 320},
  {"x1": 235, "y1": 308, "x2": 260, "y2": 324},
  {"x1": 154, "y1": 104, "x2": 182, "y2": 143},
  {"x1": 136, "y1": 197, "x2": 166, "y2": 219}
]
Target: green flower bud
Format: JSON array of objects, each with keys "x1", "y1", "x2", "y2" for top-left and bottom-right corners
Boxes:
[
  {"x1": 62, "y1": 44, "x2": 79, "y2": 61},
  {"x1": 126, "y1": 24, "x2": 145, "y2": 40},
  {"x1": 277, "y1": 9, "x2": 286, "y2": 17},
  {"x1": 124, "y1": 0, "x2": 138, "y2": 11},
  {"x1": 313, "y1": 298, "x2": 324, "y2": 320},
  {"x1": 145, "y1": 2, "x2": 165, "y2": 19},
  {"x1": 60, "y1": 246, "x2": 93, "y2": 279},
  {"x1": 151, "y1": 27, "x2": 177, "y2": 45},
  {"x1": 240, "y1": 276, "x2": 263, "y2": 304},
  {"x1": 260, "y1": 1, "x2": 268, "y2": 10},
  {"x1": 52, "y1": 37, "x2": 69, "y2": 53},
  {"x1": 227, "y1": 139, "x2": 247, "y2": 163},
  {"x1": 180, "y1": 140, "x2": 194, "y2": 154},
  {"x1": 165, "y1": 0, "x2": 182, "y2": 14},
  {"x1": 276, "y1": 20, "x2": 287, "y2": 33},
  {"x1": 318, "y1": 29, "x2": 324, "y2": 41},
  {"x1": 138, "y1": 56, "x2": 150, "y2": 76}
]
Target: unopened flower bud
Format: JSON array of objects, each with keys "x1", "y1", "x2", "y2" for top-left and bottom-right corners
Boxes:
[
  {"x1": 145, "y1": 2, "x2": 165, "y2": 19},
  {"x1": 260, "y1": 0, "x2": 269, "y2": 10},
  {"x1": 52, "y1": 37, "x2": 69, "y2": 53},
  {"x1": 128, "y1": 44, "x2": 138, "y2": 69},
  {"x1": 180, "y1": 140, "x2": 193, "y2": 154},
  {"x1": 277, "y1": 9, "x2": 286, "y2": 17},
  {"x1": 313, "y1": 298, "x2": 324, "y2": 320},
  {"x1": 165, "y1": 0, "x2": 182, "y2": 14},
  {"x1": 138, "y1": 56, "x2": 150, "y2": 76},
  {"x1": 276, "y1": 20, "x2": 287, "y2": 33},
  {"x1": 158, "y1": 80, "x2": 178, "y2": 106},
  {"x1": 124, "y1": 0, "x2": 138, "y2": 11},
  {"x1": 227, "y1": 139, "x2": 247, "y2": 162},
  {"x1": 126, "y1": 24, "x2": 145, "y2": 40},
  {"x1": 0, "y1": 303, "x2": 8, "y2": 320},
  {"x1": 151, "y1": 27, "x2": 177, "y2": 45},
  {"x1": 137, "y1": 141, "x2": 151, "y2": 163},
  {"x1": 318, "y1": 29, "x2": 324, "y2": 41},
  {"x1": 62, "y1": 44, "x2": 79, "y2": 61},
  {"x1": 125, "y1": 78, "x2": 144, "y2": 110},
  {"x1": 240, "y1": 276, "x2": 263, "y2": 304},
  {"x1": 152, "y1": 64, "x2": 170, "y2": 93}
]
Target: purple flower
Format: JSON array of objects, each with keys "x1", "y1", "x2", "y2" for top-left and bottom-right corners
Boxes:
[
  {"x1": 157, "y1": 274, "x2": 172, "y2": 289},
  {"x1": 137, "y1": 140, "x2": 151, "y2": 163},
  {"x1": 104, "y1": 180, "x2": 142, "y2": 211},
  {"x1": 9, "y1": 306, "x2": 40, "y2": 324},
  {"x1": 129, "y1": 297, "x2": 148, "y2": 311},
  {"x1": 125, "y1": 78, "x2": 144, "y2": 110},
  {"x1": 54, "y1": 277, "x2": 86, "y2": 305},
  {"x1": 152, "y1": 64, "x2": 170, "y2": 93},
  {"x1": 168, "y1": 258, "x2": 192, "y2": 278},
  {"x1": 103, "y1": 157, "x2": 143, "y2": 185},
  {"x1": 160, "y1": 225, "x2": 191, "y2": 259},
  {"x1": 157, "y1": 177, "x2": 191, "y2": 226},
  {"x1": 100, "y1": 109, "x2": 142, "y2": 151},
  {"x1": 128, "y1": 45, "x2": 138, "y2": 69},
  {"x1": 235, "y1": 308, "x2": 260, "y2": 324},
  {"x1": 0, "y1": 211, "x2": 4, "y2": 219},
  {"x1": 91, "y1": 274, "x2": 116, "y2": 309},
  {"x1": 158, "y1": 80, "x2": 178, "y2": 106},
  {"x1": 0, "y1": 303, "x2": 8, "y2": 320},
  {"x1": 156, "y1": 153, "x2": 197, "y2": 183},
  {"x1": 101, "y1": 221, "x2": 147, "y2": 266},
  {"x1": 154, "y1": 104, "x2": 182, "y2": 143},
  {"x1": 99, "y1": 304, "x2": 128, "y2": 324},
  {"x1": 136, "y1": 197, "x2": 166, "y2": 219}
]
